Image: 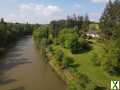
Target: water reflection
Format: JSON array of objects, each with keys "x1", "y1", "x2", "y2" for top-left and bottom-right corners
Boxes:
[
  {"x1": 10, "y1": 86, "x2": 25, "y2": 90},
  {"x1": 0, "y1": 36, "x2": 66, "y2": 90},
  {"x1": 0, "y1": 36, "x2": 31, "y2": 87}
]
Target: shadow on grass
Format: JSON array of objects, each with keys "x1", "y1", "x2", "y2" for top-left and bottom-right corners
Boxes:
[
  {"x1": 108, "y1": 67, "x2": 120, "y2": 76},
  {"x1": 71, "y1": 47, "x2": 92, "y2": 54},
  {"x1": 94, "y1": 86, "x2": 106, "y2": 90}
]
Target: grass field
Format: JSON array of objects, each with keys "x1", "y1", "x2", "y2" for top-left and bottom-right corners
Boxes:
[{"x1": 51, "y1": 39, "x2": 120, "y2": 90}]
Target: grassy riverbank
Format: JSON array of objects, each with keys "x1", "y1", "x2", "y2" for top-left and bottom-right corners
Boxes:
[
  {"x1": 33, "y1": 25, "x2": 120, "y2": 90},
  {"x1": 46, "y1": 39, "x2": 120, "y2": 90},
  {"x1": 33, "y1": 2, "x2": 120, "y2": 87}
]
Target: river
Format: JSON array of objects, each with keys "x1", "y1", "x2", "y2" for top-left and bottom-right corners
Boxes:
[{"x1": 0, "y1": 36, "x2": 66, "y2": 90}]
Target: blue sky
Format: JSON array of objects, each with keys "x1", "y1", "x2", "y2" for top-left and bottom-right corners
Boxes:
[{"x1": 0, "y1": 0, "x2": 111, "y2": 24}]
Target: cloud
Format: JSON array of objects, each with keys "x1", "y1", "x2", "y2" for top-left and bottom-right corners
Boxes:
[
  {"x1": 89, "y1": 12, "x2": 101, "y2": 17},
  {"x1": 74, "y1": 4, "x2": 81, "y2": 8},
  {"x1": 18, "y1": 3, "x2": 63, "y2": 16},
  {"x1": 91, "y1": 0, "x2": 114, "y2": 3},
  {"x1": 4, "y1": 3, "x2": 64, "y2": 24},
  {"x1": 89, "y1": 12, "x2": 102, "y2": 21}
]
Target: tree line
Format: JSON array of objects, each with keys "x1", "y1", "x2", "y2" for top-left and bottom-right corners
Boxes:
[
  {"x1": 100, "y1": 0, "x2": 120, "y2": 75},
  {"x1": 50, "y1": 14, "x2": 90, "y2": 38},
  {"x1": 33, "y1": 14, "x2": 91, "y2": 54},
  {"x1": 0, "y1": 18, "x2": 38, "y2": 56}
]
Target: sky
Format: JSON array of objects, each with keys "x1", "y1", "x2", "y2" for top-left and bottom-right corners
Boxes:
[{"x1": 0, "y1": 0, "x2": 112, "y2": 24}]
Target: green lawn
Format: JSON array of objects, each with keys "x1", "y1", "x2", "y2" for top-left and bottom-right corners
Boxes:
[{"x1": 52, "y1": 40, "x2": 120, "y2": 90}]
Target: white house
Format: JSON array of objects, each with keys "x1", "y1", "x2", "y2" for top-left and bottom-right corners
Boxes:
[{"x1": 86, "y1": 31, "x2": 99, "y2": 38}]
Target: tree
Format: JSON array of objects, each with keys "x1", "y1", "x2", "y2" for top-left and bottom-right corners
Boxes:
[
  {"x1": 100, "y1": 0, "x2": 120, "y2": 40},
  {"x1": 50, "y1": 21, "x2": 60, "y2": 38},
  {"x1": 0, "y1": 18, "x2": 34, "y2": 57},
  {"x1": 77, "y1": 16, "x2": 84, "y2": 35},
  {"x1": 59, "y1": 28, "x2": 79, "y2": 48},
  {"x1": 82, "y1": 14, "x2": 90, "y2": 33},
  {"x1": 66, "y1": 15, "x2": 74, "y2": 28},
  {"x1": 100, "y1": 0, "x2": 120, "y2": 75},
  {"x1": 33, "y1": 27, "x2": 49, "y2": 42}
]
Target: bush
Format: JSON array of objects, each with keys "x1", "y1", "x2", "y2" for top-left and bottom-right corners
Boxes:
[
  {"x1": 78, "y1": 74, "x2": 91, "y2": 89},
  {"x1": 59, "y1": 28, "x2": 79, "y2": 49},
  {"x1": 103, "y1": 41, "x2": 120, "y2": 76},
  {"x1": 70, "y1": 40, "x2": 81, "y2": 54},
  {"x1": 55, "y1": 49, "x2": 64, "y2": 62},
  {"x1": 33, "y1": 27, "x2": 49, "y2": 42},
  {"x1": 62, "y1": 56, "x2": 74, "y2": 68},
  {"x1": 79, "y1": 38, "x2": 91, "y2": 50},
  {"x1": 48, "y1": 46, "x2": 54, "y2": 54},
  {"x1": 67, "y1": 81, "x2": 77, "y2": 90},
  {"x1": 54, "y1": 38, "x2": 60, "y2": 45},
  {"x1": 58, "y1": 29, "x2": 91, "y2": 54},
  {"x1": 70, "y1": 38, "x2": 91, "y2": 54}
]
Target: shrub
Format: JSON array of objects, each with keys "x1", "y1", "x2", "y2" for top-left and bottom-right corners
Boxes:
[
  {"x1": 70, "y1": 39, "x2": 81, "y2": 54},
  {"x1": 59, "y1": 28, "x2": 91, "y2": 54},
  {"x1": 59, "y1": 28, "x2": 79, "y2": 49},
  {"x1": 70, "y1": 38, "x2": 91, "y2": 54},
  {"x1": 78, "y1": 74, "x2": 91, "y2": 88},
  {"x1": 67, "y1": 81, "x2": 77, "y2": 90},
  {"x1": 79, "y1": 38, "x2": 91, "y2": 50},
  {"x1": 48, "y1": 46, "x2": 54, "y2": 54},
  {"x1": 55, "y1": 49, "x2": 64, "y2": 62},
  {"x1": 54, "y1": 38, "x2": 60, "y2": 45},
  {"x1": 62, "y1": 56, "x2": 74, "y2": 68},
  {"x1": 103, "y1": 41, "x2": 120, "y2": 76}
]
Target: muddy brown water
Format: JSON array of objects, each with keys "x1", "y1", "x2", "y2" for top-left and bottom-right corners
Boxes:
[{"x1": 0, "y1": 36, "x2": 66, "y2": 90}]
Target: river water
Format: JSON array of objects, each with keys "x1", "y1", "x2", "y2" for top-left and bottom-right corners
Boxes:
[{"x1": 0, "y1": 36, "x2": 66, "y2": 90}]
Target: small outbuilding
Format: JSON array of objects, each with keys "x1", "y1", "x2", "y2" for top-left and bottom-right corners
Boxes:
[{"x1": 86, "y1": 31, "x2": 99, "y2": 38}]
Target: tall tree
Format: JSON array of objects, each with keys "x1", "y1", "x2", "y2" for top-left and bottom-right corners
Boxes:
[
  {"x1": 100, "y1": 0, "x2": 120, "y2": 40},
  {"x1": 82, "y1": 14, "x2": 90, "y2": 33},
  {"x1": 50, "y1": 21, "x2": 60, "y2": 38},
  {"x1": 100, "y1": 0, "x2": 120, "y2": 75}
]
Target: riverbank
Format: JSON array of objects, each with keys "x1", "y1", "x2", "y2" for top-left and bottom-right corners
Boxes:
[
  {"x1": 46, "y1": 40, "x2": 120, "y2": 90},
  {"x1": 32, "y1": 26, "x2": 120, "y2": 90},
  {"x1": 46, "y1": 50, "x2": 78, "y2": 90}
]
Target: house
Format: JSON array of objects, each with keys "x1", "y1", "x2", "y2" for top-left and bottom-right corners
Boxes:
[{"x1": 86, "y1": 31, "x2": 99, "y2": 38}]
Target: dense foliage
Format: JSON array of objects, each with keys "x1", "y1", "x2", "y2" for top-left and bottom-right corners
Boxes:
[
  {"x1": 33, "y1": 26, "x2": 49, "y2": 47},
  {"x1": 0, "y1": 18, "x2": 34, "y2": 56},
  {"x1": 100, "y1": 0, "x2": 120, "y2": 75},
  {"x1": 100, "y1": 0, "x2": 120, "y2": 39},
  {"x1": 58, "y1": 28, "x2": 91, "y2": 54},
  {"x1": 50, "y1": 14, "x2": 90, "y2": 37}
]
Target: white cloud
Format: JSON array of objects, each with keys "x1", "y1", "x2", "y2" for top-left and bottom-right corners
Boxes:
[
  {"x1": 91, "y1": 0, "x2": 114, "y2": 3},
  {"x1": 89, "y1": 12, "x2": 102, "y2": 21},
  {"x1": 4, "y1": 3, "x2": 64, "y2": 24},
  {"x1": 18, "y1": 3, "x2": 63, "y2": 16},
  {"x1": 74, "y1": 4, "x2": 81, "y2": 8},
  {"x1": 89, "y1": 12, "x2": 101, "y2": 17}
]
